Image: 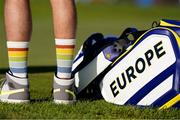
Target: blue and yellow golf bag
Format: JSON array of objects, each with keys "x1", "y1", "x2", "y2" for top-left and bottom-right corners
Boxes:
[{"x1": 72, "y1": 19, "x2": 180, "y2": 109}]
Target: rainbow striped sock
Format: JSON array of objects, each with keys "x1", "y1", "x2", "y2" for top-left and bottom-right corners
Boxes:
[
  {"x1": 55, "y1": 38, "x2": 75, "y2": 79},
  {"x1": 7, "y1": 41, "x2": 29, "y2": 78}
]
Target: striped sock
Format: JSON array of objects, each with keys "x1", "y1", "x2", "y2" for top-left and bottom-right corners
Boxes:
[
  {"x1": 7, "y1": 41, "x2": 29, "y2": 78},
  {"x1": 55, "y1": 38, "x2": 75, "y2": 79}
]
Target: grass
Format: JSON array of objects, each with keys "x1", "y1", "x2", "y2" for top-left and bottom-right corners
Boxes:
[
  {"x1": 0, "y1": 0, "x2": 180, "y2": 119},
  {"x1": 0, "y1": 73, "x2": 179, "y2": 119}
]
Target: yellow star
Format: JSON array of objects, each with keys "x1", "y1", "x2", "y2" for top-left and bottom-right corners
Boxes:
[{"x1": 106, "y1": 53, "x2": 111, "y2": 59}]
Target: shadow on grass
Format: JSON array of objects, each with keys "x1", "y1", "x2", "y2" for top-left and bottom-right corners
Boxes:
[
  {"x1": 30, "y1": 98, "x2": 52, "y2": 103},
  {"x1": 0, "y1": 66, "x2": 56, "y2": 74},
  {"x1": 30, "y1": 95, "x2": 102, "y2": 103}
]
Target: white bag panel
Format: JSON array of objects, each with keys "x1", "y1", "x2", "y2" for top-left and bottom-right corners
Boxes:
[
  {"x1": 75, "y1": 52, "x2": 112, "y2": 92},
  {"x1": 137, "y1": 74, "x2": 173, "y2": 106},
  {"x1": 100, "y1": 34, "x2": 176, "y2": 105}
]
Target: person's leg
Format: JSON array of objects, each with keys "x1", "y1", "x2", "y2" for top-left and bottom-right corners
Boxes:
[
  {"x1": 5, "y1": 0, "x2": 32, "y2": 78},
  {"x1": 50, "y1": 0, "x2": 77, "y2": 104},
  {"x1": 51, "y1": 0, "x2": 77, "y2": 79},
  {"x1": 0, "y1": 0, "x2": 32, "y2": 103}
]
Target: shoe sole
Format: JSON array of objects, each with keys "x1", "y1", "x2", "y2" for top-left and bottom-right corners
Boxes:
[
  {"x1": 0, "y1": 99, "x2": 30, "y2": 104},
  {"x1": 54, "y1": 100, "x2": 76, "y2": 104}
]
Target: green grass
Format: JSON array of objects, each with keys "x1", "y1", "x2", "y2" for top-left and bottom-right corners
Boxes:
[
  {"x1": 0, "y1": 72, "x2": 179, "y2": 119},
  {"x1": 0, "y1": 0, "x2": 180, "y2": 119}
]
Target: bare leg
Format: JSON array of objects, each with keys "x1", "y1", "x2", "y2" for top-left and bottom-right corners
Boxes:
[
  {"x1": 50, "y1": 0, "x2": 77, "y2": 39},
  {"x1": 4, "y1": 0, "x2": 32, "y2": 41},
  {"x1": 4, "y1": 0, "x2": 32, "y2": 77}
]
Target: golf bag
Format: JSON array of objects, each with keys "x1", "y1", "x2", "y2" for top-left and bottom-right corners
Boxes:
[{"x1": 72, "y1": 19, "x2": 180, "y2": 109}]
